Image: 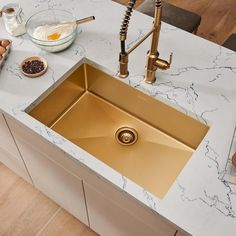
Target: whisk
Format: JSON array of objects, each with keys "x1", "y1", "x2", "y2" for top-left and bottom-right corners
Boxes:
[{"x1": 46, "y1": 15, "x2": 95, "y2": 40}]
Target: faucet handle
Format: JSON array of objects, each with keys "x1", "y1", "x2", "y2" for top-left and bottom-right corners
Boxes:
[{"x1": 155, "y1": 52, "x2": 173, "y2": 70}]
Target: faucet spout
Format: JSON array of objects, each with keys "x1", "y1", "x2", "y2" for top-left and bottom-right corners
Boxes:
[{"x1": 118, "y1": 0, "x2": 172, "y2": 84}]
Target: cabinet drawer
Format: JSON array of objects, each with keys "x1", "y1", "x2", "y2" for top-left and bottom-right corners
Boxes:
[
  {"x1": 84, "y1": 182, "x2": 176, "y2": 236},
  {"x1": 6, "y1": 114, "x2": 89, "y2": 225},
  {"x1": 0, "y1": 114, "x2": 31, "y2": 182},
  {"x1": 11, "y1": 134, "x2": 89, "y2": 226},
  {"x1": 0, "y1": 147, "x2": 31, "y2": 182},
  {"x1": 0, "y1": 113, "x2": 24, "y2": 163}
]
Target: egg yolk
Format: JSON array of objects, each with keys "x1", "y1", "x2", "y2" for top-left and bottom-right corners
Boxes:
[{"x1": 47, "y1": 33, "x2": 61, "y2": 40}]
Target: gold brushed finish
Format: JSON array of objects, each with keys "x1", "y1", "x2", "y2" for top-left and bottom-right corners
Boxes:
[
  {"x1": 119, "y1": 0, "x2": 172, "y2": 84},
  {"x1": 119, "y1": 52, "x2": 129, "y2": 78},
  {"x1": 29, "y1": 63, "x2": 209, "y2": 199},
  {"x1": 115, "y1": 127, "x2": 138, "y2": 146},
  {"x1": 29, "y1": 64, "x2": 86, "y2": 126},
  {"x1": 127, "y1": 29, "x2": 154, "y2": 55}
]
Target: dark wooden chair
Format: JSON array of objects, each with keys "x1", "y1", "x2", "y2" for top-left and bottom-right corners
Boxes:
[
  {"x1": 136, "y1": 0, "x2": 202, "y2": 34},
  {"x1": 222, "y1": 34, "x2": 236, "y2": 52}
]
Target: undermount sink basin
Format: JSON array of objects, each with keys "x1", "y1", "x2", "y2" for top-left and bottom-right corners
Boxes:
[{"x1": 27, "y1": 62, "x2": 209, "y2": 199}]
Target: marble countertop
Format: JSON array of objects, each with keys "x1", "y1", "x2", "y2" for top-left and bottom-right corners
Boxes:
[{"x1": 0, "y1": 0, "x2": 236, "y2": 235}]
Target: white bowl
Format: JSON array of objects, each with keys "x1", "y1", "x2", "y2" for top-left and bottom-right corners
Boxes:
[{"x1": 26, "y1": 9, "x2": 77, "y2": 52}]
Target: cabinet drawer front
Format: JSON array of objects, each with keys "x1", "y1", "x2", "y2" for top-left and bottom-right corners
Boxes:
[
  {"x1": 0, "y1": 114, "x2": 24, "y2": 162},
  {"x1": 0, "y1": 114, "x2": 31, "y2": 182},
  {"x1": 5, "y1": 114, "x2": 88, "y2": 225},
  {"x1": 84, "y1": 182, "x2": 176, "y2": 236},
  {"x1": 0, "y1": 147, "x2": 31, "y2": 182},
  {"x1": 12, "y1": 135, "x2": 89, "y2": 226}
]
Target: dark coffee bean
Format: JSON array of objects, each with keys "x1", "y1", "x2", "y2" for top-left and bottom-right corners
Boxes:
[{"x1": 22, "y1": 60, "x2": 45, "y2": 74}]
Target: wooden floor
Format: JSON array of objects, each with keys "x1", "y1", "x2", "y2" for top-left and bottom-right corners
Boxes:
[
  {"x1": 117, "y1": 0, "x2": 236, "y2": 44},
  {"x1": 0, "y1": 162, "x2": 97, "y2": 236}
]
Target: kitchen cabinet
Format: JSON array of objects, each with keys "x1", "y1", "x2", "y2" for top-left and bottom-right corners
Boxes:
[
  {"x1": 84, "y1": 182, "x2": 176, "y2": 236},
  {"x1": 6, "y1": 115, "x2": 88, "y2": 226},
  {"x1": 0, "y1": 113, "x2": 31, "y2": 183},
  {"x1": 5, "y1": 114, "x2": 187, "y2": 236}
]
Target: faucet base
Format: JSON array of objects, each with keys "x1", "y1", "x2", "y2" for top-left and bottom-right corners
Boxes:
[
  {"x1": 144, "y1": 78, "x2": 156, "y2": 84},
  {"x1": 119, "y1": 72, "x2": 129, "y2": 79},
  {"x1": 144, "y1": 69, "x2": 156, "y2": 84}
]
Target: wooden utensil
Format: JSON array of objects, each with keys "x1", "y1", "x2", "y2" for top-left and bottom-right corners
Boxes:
[{"x1": 46, "y1": 16, "x2": 95, "y2": 39}]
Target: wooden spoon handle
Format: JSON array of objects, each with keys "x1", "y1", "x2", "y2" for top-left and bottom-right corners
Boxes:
[{"x1": 76, "y1": 16, "x2": 95, "y2": 25}]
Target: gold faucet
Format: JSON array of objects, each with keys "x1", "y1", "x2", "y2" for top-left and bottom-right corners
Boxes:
[{"x1": 119, "y1": 0, "x2": 172, "y2": 84}]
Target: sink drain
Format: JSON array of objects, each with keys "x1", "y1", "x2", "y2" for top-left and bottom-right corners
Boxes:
[{"x1": 115, "y1": 127, "x2": 138, "y2": 146}]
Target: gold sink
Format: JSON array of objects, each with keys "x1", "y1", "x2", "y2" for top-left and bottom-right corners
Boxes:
[{"x1": 28, "y1": 63, "x2": 209, "y2": 199}]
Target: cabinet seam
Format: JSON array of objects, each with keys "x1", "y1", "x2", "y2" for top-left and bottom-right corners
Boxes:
[
  {"x1": 82, "y1": 180, "x2": 91, "y2": 227},
  {"x1": 3, "y1": 114, "x2": 35, "y2": 185}
]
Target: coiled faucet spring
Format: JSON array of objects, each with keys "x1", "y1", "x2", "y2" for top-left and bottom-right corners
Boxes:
[
  {"x1": 119, "y1": 0, "x2": 137, "y2": 55},
  {"x1": 120, "y1": 0, "x2": 161, "y2": 40},
  {"x1": 118, "y1": 0, "x2": 172, "y2": 83},
  {"x1": 155, "y1": 0, "x2": 162, "y2": 7},
  {"x1": 120, "y1": 0, "x2": 136, "y2": 43}
]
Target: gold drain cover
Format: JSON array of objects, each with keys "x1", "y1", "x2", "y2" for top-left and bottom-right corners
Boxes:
[{"x1": 115, "y1": 127, "x2": 138, "y2": 146}]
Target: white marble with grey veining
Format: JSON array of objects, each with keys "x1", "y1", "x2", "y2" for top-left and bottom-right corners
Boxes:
[{"x1": 0, "y1": 0, "x2": 236, "y2": 235}]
